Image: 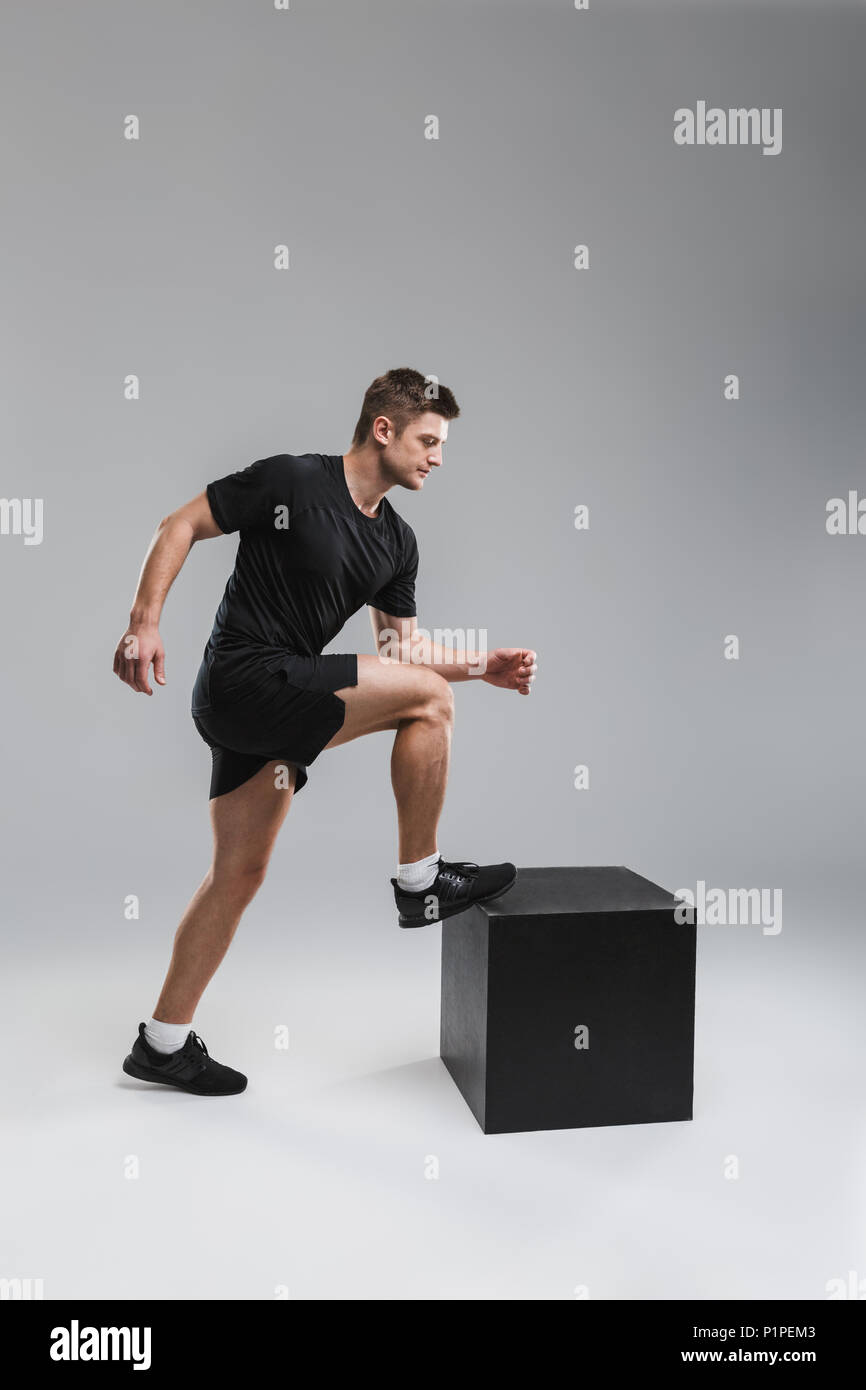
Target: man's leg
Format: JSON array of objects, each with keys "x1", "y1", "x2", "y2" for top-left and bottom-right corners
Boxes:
[
  {"x1": 325, "y1": 654, "x2": 516, "y2": 926},
  {"x1": 150, "y1": 759, "x2": 299, "y2": 1023},
  {"x1": 151, "y1": 660, "x2": 449, "y2": 1023},
  {"x1": 323, "y1": 654, "x2": 454, "y2": 863}
]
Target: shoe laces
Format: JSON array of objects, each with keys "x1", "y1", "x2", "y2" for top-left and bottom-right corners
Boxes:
[
  {"x1": 184, "y1": 1031, "x2": 210, "y2": 1072},
  {"x1": 438, "y1": 859, "x2": 480, "y2": 884}
]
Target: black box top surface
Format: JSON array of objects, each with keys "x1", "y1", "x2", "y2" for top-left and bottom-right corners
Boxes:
[{"x1": 478, "y1": 866, "x2": 681, "y2": 918}]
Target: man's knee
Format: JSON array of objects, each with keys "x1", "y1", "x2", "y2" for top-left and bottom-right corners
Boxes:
[
  {"x1": 212, "y1": 858, "x2": 270, "y2": 900},
  {"x1": 422, "y1": 671, "x2": 455, "y2": 723}
]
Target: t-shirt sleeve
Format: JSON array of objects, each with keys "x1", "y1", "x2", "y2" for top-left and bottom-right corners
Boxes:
[
  {"x1": 368, "y1": 526, "x2": 419, "y2": 617},
  {"x1": 205, "y1": 455, "x2": 291, "y2": 535}
]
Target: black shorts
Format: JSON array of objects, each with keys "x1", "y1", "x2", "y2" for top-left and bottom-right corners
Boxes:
[{"x1": 190, "y1": 645, "x2": 358, "y2": 799}]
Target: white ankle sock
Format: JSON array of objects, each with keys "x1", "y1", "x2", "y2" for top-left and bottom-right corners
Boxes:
[
  {"x1": 145, "y1": 1016, "x2": 193, "y2": 1054},
  {"x1": 397, "y1": 849, "x2": 441, "y2": 892}
]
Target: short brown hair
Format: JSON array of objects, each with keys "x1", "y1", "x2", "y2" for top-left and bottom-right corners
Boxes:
[{"x1": 350, "y1": 367, "x2": 460, "y2": 448}]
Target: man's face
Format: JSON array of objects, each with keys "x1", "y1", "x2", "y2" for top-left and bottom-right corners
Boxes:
[{"x1": 379, "y1": 411, "x2": 448, "y2": 490}]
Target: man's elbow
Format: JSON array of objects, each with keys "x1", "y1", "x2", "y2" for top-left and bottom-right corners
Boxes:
[{"x1": 157, "y1": 512, "x2": 198, "y2": 545}]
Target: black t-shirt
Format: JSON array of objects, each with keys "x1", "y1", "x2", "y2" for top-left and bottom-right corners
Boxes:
[{"x1": 203, "y1": 453, "x2": 418, "y2": 656}]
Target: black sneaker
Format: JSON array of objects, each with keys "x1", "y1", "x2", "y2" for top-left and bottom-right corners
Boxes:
[
  {"x1": 391, "y1": 856, "x2": 517, "y2": 928},
  {"x1": 122, "y1": 1023, "x2": 247, "y2": 1096}
]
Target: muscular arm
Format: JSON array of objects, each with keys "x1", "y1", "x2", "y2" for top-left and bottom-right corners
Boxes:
[
  {"x1": 367, "y1": 610, "x2": 537, "y2": 694},
  {"x1": 113, "y1": 490, "x2": 223, "y2": 694},
  {"x1": 368, "y1": 611, "x2": 483, "y2": 681}
]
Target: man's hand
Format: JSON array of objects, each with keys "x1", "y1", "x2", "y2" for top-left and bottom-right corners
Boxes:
[
  {"x1": 481, "y1": 648, "x2": 538, "y2": 695},
  {"x1": 113, "y1": 623, "x2": 166, "y2": 695}
]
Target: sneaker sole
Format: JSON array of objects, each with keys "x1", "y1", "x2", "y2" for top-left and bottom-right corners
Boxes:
[
  {"x1": 122, "y1": 1054, "x2": 247, "y2": 1096},
  {"x1": 397, "y1": 869, "x2": 518, "y2": 928}
]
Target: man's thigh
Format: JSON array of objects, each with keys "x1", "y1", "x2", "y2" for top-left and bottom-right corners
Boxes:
[
  {"x1": 322, "y1": 654, "x2": 449, "y2": 750},
  {"x1": 209, "y1": 759, "x2": 298, "y2": 878}
]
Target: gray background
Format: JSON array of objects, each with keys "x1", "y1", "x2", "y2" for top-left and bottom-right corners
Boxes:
[{"x1": 1, "y1": 0, "x2": 863, "y2": 1300}]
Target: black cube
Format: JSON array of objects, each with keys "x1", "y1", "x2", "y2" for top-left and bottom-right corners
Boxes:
[{"x1": 440, "y1": 866, "x2": 696, "y2": 1134}]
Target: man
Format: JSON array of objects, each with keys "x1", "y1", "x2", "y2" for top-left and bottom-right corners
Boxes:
[{"x1": 113, "y1": 367, "x2": 538, "y2": 1096}]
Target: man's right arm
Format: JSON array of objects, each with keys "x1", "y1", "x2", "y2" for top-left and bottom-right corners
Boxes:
[{"x1": 112, "y1": 490, "x2": 224, "y2": 695}]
